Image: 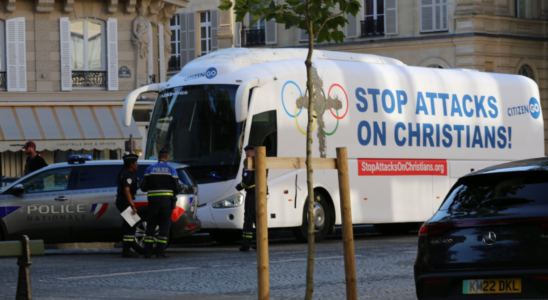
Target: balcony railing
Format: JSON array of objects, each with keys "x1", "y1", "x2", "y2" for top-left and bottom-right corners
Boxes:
[
  {"x1": 72, "y1": 71, "x2": 107, "y2": 88},
  {"x1": 168, "y1": 56, "x2": 181, "y2": 71},
  {"x1": 0, "y1": 72, "x2": 5, "y2": 90},
  {"x1": 361, "y1": 16, "x2": 385, "y2": 37},
  {"x1": 242, "y1": 28, "x2": 265, "y2": 46}
]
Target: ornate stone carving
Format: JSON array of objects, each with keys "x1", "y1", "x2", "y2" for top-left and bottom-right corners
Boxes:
[
  {"x1": 126, "y1": 0, "x2": 137, "y2": 13},
  {"x1": 64, "y1": 0, "x2": 74, "y2": 12},
  {"x1": 6, "y1": 0, "x2": 16, "y2": 12},
  {"x1": 132, "y1": 0, "x2": 152, "y2": 59},
  {"x1": 149, "y1": 0, "x2": 164, "y2": 15},
  {"x1": 36, "y1": 0, "x2": 55, "y2": 13},
  {"x1": 83, "y1": 0, "x2": 94, "y2": 17},
  {"x1": 108, "y1": 0, "x2": 118, "y2": 13}
]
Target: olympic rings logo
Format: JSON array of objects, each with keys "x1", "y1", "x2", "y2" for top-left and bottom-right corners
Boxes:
[{"x1": 281, "y1": 80, "x2": 349, "y2": 136}]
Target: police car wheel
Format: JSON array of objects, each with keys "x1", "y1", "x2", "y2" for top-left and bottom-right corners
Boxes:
[
  {"x1": 132, "y1": 220, "x2": 170, "y2": 253},
  {"x1": 292, "y1": 191, "x2": 332, "y2": 243}
]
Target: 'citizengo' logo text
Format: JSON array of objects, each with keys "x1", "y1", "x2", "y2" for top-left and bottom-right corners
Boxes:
[
  {"x1": 507, "y1": 97, "x2": 541, "y2": 119},
  {"x1": 183, "y1": 67, "x2": 218, "y2": 81}
]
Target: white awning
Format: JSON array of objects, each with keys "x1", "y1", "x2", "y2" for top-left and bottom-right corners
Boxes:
[{"x1": 0, "y1": 105, "x2": 142, "y2": 152}]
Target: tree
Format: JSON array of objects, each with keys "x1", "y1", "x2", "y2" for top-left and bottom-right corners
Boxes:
[{"x1": 219, "y1": 0, "x2": 361, "y2": 299}]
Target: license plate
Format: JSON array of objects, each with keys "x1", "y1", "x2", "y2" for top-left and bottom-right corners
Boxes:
[{"x1": 463, "y1": 279, "x2": 521, "y2": 294}]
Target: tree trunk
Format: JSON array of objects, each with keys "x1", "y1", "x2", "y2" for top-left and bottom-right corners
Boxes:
[{"x1": 304, "y1": 13, "x2": 315, "y2": 300}]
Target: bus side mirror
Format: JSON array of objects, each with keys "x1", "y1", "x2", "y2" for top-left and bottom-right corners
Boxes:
[{"x1": 235, "y1": 78, "x2": 260, "y2": 122}]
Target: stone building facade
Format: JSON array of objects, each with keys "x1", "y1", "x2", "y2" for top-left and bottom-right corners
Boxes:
[
  {"x1": 173, "y1": 0, "x2": 548, "y2": 154},
  {"x1": 0, "y1": 0, "x2": 186, "y2": 177}
]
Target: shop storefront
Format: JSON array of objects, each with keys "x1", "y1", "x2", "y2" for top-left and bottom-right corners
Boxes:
[{"x1": 0, "y1": 104, "x2": 141, "y2": 177}]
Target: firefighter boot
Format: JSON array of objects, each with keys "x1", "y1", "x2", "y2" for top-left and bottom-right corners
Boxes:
[
  {"x1": 156, "y1": 238, "x2": 170, "y2": 258},
  {"x1": 121, "y1": 243, "x2": 139, "y2": 258},
  {"x1": 239, "y1": 237, "x2": 251, "y2": 252}
]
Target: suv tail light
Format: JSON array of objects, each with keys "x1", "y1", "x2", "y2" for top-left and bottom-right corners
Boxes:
[
  {"x1": 419, "y1": 218, "x2": 548, "y2": 237},
  {"x1": 418, "y1": 223, "x2": 451, "y2": 237}
]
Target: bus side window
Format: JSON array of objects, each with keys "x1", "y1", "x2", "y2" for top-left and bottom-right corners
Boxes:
[{"x1": 249, "y1": 110, "x2": 277, "y2": 157}]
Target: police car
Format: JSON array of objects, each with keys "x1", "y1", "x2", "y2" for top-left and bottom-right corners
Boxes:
[{"x1": 0, "y1": 155, "x2": 200, "y2": 252}]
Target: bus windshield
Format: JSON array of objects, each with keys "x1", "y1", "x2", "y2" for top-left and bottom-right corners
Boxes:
[{"x1": 145, "y1": 84, "x2": 243, "y2": 183}]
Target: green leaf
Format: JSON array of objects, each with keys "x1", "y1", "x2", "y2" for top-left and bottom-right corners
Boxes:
[
  {"x1": 218, "y1": 0, "x2": 233, "y2": 10},
  {"x1": 317, "y1": 29, "x2": 327, "y2": 44}
]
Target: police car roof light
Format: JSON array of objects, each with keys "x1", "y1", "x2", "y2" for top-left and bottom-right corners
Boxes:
[{"x1": 68, "y1": 154, "x2": 92, "y2": 164}]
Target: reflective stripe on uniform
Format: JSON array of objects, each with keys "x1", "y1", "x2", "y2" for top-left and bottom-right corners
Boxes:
[
  {"x1": 148, "y1": 192, "x2": 174, "y2": 197},
  {"x1": 123, "y1": 239, "x2": 134, "y2": 242},
  {"x1": 242, "y1": 235, "x2": 253, "y2": 239},
  {"x1": 157, "y1": 239, "x2": 168, "y2": 244},
  {"x1": 144, "y1": 239, "x2": 155, "y2": 243},
  {"x1": 246, "y1": 185, "x2": 255, "y2": 189}
]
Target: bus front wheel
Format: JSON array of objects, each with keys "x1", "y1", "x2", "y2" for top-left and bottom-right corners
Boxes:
[{"x1": 292, "y1": 191, "x2": 333, "y2": 243}]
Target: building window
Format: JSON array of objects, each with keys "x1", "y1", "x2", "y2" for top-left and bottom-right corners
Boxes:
[
  {"x1": 518, "y1": 64, "x2": 535, "y2": 81},
  {"x1": 70, "y1": 20, "x2": 107, "y2": 88},
  {"x1": 421, "y1": 0, "x2": 448, "y2": 33},
  {"x1": 200, "y1": 12, "x2": 212, "y2": 56},
  {"x1": 0, "y1": 20, "x2": 6, "y2": 90},
  {"x1": 243, "y1": 16, "x2": 266, "y2": 46},
  {"x1": 362, "y1": 0, "x2": 385, "y2": 37},
  {"x1": 169, "y1": 15, "x2": 181, "y2": 71},
  {"x1": 516, "y1": 0, "x2": 540, "y2": 19}
]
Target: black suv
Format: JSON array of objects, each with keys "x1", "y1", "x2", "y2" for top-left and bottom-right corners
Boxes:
[{"x1": 415, "y1": 157, "x2": 548, "y2": 299}]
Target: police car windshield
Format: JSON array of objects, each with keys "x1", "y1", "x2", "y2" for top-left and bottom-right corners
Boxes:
[{"x1": 146, "y1": 85, "x2": 242, "y2": 184}]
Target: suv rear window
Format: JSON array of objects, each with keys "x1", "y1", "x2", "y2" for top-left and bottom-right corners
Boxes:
[{"x1": 440, "y1": 172, "x2": 548, "y2": 211}]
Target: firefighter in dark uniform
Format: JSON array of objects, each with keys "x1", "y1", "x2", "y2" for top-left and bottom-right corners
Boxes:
[
  {"x1": 140, "y1": 148, "x2": 181, "y2": 258},
  {"x1": 116, "y1": 153, "x2": 140, "y2": 258},
  {"x1": 235, "y1": 144, "x2": 263, "y2": 252}
]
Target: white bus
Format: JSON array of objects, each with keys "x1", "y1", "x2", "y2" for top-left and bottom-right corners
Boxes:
[{"x1": 123, "y1": 48, "x2": 544, "y2": 243}]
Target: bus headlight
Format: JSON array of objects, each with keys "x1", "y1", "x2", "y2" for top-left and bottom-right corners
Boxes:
[{"x1": 212, "y1": 194, "x2": 244, "y2": 209}]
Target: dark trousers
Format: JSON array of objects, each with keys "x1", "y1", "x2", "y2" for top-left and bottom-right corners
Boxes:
[
  {"x1": 116, "y1": 201, "x2": 137, "y2": 247},
  {"x1": 144, "y1": 197, "x2": 173, "y2": 255},
  {"x1": 242, "y1": 193, "x2": 256, "y2": 240}
]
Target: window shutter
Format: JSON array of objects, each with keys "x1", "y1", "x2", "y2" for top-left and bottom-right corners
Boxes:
[
  {"x1": 6, "y1": 18, "x2": 26, "y2": 92},
  {"x1": 265, "y1": 18, "x2": 277, "y2": 44},
  {"x1": 180, "y1": 13, "x2": 188, "y2": 68},
  {"x1": 15, "y1": 18, "x2": 26, "y2": 92},
  {"x1": 421, "y1": 0, "x2": 434, "y2": 32},
  {"x1": 107, "y1": 18, "x2": 118, "y2": 91},
  {"x1": 6, "y1": 18, "x2": 18, "y2": 92},
  {"x1": 158, "y1": 23, "x2": 166, "y2": 83},
  {"x1": 147, "y1": 24, "x2": 153, "y2": 82},
  {"x1": 345, "y1": 11, "x2": 359, "y2": 38},
  {"x1": 235, "y1": 22, "x2": 242, "y2": 47},
  {"x1": 211, "y1": 9, "x2": 219, "y2": 51},
  {"x1": 60, "y1": 17, "x2": 72, "y2": 91},
  {"x1": 385, "y1": 0, "x2": 398, "y2": 35},
  {"x1": 188, "y1": 13, "x2": 195, "y2": 62}
]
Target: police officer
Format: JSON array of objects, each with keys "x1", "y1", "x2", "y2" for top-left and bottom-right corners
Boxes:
[
  {"x1": 235, "y1": 144, "x2": 262, "y2": 252},
  {"x1": 140, "y1": 149, "x2": 181, "y2": 258},
  {"x1": 116, "y1": 153, "x2": 140, "y2": 258}
]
